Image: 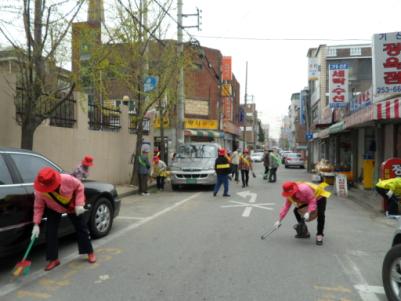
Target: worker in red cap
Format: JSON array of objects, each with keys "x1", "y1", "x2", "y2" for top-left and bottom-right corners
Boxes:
[
  {"x1": 239, "y1": 149, "x2": 254, "y2": 188},
  {"x1": 213, "y1": 148, "x2": 231, "y2": 197},
  {"x1": 71, "y1": 155, "x2": 94, "y2": 181},
  {"x1": 31, "y1": 167, "x2": 96, "y2": 271},
  {"x1": 273, "y1": 181, "x2": 331, "y2": 245}
]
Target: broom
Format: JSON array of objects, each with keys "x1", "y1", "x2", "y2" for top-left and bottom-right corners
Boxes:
[{"x1": 13, "y1": 236, "x2": 36, "y2": 277}]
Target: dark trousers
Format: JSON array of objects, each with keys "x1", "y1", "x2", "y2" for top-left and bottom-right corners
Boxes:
[
  {"x1": 376, "y1": 187, "x2": 400, "y2": 215},
  {"x1": 264, "y1": 166, "x2": 269, "y2": 179},
  {"x1": 138, "y1": 174, "x2": 148, "y2": 193},
  {"x1": 241, "y1": 170, "x2": 249, "y2": 186},
  {"x1": 214, "y1": 174, "x2": 229, "y2": 195},
  {"x1": 269, "y1": 168, "x2": 277, "y2": 182},
  {"x1": 293, "y1": 197, "x2": 327, "y2": 236},
  {"x1": 231, "y1": 164, "x2": 239, "y2": 181},
  {"x1": 156, "y1": 176, "x2": 165, "y2": 189},
  {"x1": 46, "y1": 208, "x2": 93, "y2": 261}
]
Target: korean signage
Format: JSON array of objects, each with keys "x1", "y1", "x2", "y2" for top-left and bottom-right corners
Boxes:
[
  {"x1": 222, "y1": 97, "x2": 233, "y2": 121},
  {"x1": 221, "y1": 84, "x2": 232, "y2": 97},
  {"x1": 300, "y1": 90, "x2": 307, "y2": 125},
  {"x1": 308, "y1": 57, "x2": 320, "y2": 80},
  {"x1": 329, "y1": 64, "x2": 349, "y2": 108},
  {"x1": 350, "y1": 87, "x2": 372, "y2": 112},
  {"x1": 373, "y1": 32, "x2": 401, "y2": 98},
  {"x1": 221, "y1": 56, "x2": 232, "y2": 81},
  {"x1": 335, "y1": 174, "x2": 348, "y2": 197},
  {"x1": 153, "y1": 115, "x2": 170, "y2": 128},
  {"x1": 184, "y1": 119, "x2": 218, "y2": 130},
  {"x1": 381, "y1": 157, "x2": 401, "y2": 179}
]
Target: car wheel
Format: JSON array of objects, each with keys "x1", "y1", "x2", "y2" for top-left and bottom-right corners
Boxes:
[
  {"x1": 285, "y1": 165, "x2": 288, "y2": 168},
  {"x1": 89, "y1": 197, "x2": 113, "y2": 239},
  {"x1": 383, "y1": 244, "x2": 401, "y2": 301},
  {"x1": 300, "y1": 165, "x2": 305, "y2": 169},
  {"x1": 172, "y1": 184, "x2": 179, "y2": 191}
]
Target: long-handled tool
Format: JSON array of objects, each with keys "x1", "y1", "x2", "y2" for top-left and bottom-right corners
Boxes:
[
  {"x1": 13, "y1": 236, "x2": 36, "y2": 277},
  {"x1": 260, "y1": 225, "x2": 280, "y2": 240}
]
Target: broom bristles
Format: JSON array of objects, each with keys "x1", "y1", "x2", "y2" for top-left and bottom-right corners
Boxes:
[{"x1": 13, "y1": 266, "x2": 23, "y2": 277}]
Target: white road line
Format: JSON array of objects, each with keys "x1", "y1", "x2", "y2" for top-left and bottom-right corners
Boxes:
[
  {"x1": 242, "y1": 207, "x2": 252, "y2": 217},
  {"x1": 335, "y1": 254, "x2": 382, "y2": 301},
  {"x1": 0, "y1": 192, "x2": 201, "y2": 298},
  {"x1": 116, "y1": 216, "x2": 145, "y2": 220}
]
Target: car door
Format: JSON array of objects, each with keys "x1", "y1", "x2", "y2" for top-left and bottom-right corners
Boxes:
[
  {"x1": 6, "y1": 152, "x2": 74, "y2": 237},
  {"x1": 0, "y1": 153, "x2": 33, "y2": 257}
]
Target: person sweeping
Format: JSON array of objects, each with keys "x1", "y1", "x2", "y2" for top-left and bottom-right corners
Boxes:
[
  {"x1": 31, "y1": 167, "x2": 96, "y2": 271},
  {"x1": 71, "y1": 155, "x2": 94, "y2": 181},
  {"x1": 273, "y1": 181, "x2": 331, "y2": 246},
  {"x1": 375, "y1": 177, "x2": 401, "y2": 216}
]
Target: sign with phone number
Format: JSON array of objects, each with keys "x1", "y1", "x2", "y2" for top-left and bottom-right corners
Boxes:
[{"x1": 376, "y1": 86, "x2": 401, "y2": 94}]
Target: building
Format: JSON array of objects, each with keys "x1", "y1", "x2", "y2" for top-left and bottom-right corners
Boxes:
[{"x1": 240, "y1": 103, "x2": 258, "y2": 150}]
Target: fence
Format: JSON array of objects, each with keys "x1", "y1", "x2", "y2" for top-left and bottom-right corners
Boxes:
[{"x1": 88, "y1": 103, "x2": 121, "y2": 131}]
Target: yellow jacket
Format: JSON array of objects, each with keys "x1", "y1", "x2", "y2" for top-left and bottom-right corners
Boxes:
[{"x1": 376, "y1": 178, "x2": 401, "y2": 195}]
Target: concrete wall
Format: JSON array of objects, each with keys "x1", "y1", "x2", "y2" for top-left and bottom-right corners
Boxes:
[{"x1": 0, "y1": 73, "x2": 154, "y2": 184}]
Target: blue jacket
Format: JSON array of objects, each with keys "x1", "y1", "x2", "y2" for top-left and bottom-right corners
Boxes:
[{"x1": 138, "y1": 155, "x2": 150, "y2": 175}]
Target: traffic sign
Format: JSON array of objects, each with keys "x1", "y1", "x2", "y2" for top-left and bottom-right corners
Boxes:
[{"x1": 144, "y1": 76, "x2": 159, "y2": 92}]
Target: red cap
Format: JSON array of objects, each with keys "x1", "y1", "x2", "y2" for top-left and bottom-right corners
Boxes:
[
  {"x1": 34, "y1": 167, "x2": 61, "y2": 193},
  {"x1": 243, "y1": 149, "x2": 249, "y2": 154},
  {"x1": 218, "y1": 148, "x2": 226, "y2": 156},
  {"x1": 281, "y1": 181, "x2": 298, "y2": 197},
  {"x1": 82, "y1": 155, "x2": 94, "y2": 167},
  {"x1": 153, "y1": 156, "x2": 160, "y2": 162}
]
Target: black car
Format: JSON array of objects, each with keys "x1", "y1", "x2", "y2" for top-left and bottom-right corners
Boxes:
[{"x1": 0, "y1": 148, "x2": 121, "y2": 258}]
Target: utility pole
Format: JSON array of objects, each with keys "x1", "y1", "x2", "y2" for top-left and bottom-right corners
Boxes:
[
  {"x1": 242, "y1": 61, "x2": 248, "y2": 151},
  {"x1": 176, "y1": 0, "x2": 185, "y2": 149}
]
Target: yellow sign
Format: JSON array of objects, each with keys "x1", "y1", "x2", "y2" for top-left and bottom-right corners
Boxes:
[
  {"x1": 184, "y1": 119, "x2": 218, "y2": 129},
  {"x1": 153, "y1": 116, "x2": 170, "y2": 128},
  {"x1": 221, "y1": 84, "x2": 232, "y2": 97}
]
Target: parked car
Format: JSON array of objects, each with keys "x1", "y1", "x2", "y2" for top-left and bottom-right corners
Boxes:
[
  {"x1": 382, "y1": 216, "x2": 401, "y2": 300},
  {"x1": 284, "y1": 152, "x2": 305, "y2": 168},
  {"x1": 251, "y1": 152, "x2": 264, "y2": 163},
  {"x1": 0, "y1": 148, "x2": 121, "y2": 258},
  {"x1": 169, "y1": 143, "x2": 220, "y2": 190},
  {"x1": 280, "y1": 151, "x2": 292, "y2": 163}
]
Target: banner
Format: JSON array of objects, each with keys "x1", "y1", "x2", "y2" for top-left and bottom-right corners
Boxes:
[
  {"x1": 373, "y1": 32, "x2": 401, "y2": 99},
  {"x1": 350, "y1": 87, "x2": 372, "y2": 112},
  {"x1": 221, "y1": 84, "x2": 232, "y2": 97},
  {"x1": 329, "y1": 64, "x2": 349, "y2": 108},
  {"x1": 184, "y1": 119, "x2": 218, "y2": 130},
  {"x1": 221, "y1": 56, "x2": 232, "y2": 81},
  {"x1": 308, "y1": 57, "x2": 320, "y2": 80}
]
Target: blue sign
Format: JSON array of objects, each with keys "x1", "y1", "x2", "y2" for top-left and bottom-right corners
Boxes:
[
  {"x1": 239, "y1": 108, "x2": 245, "y2": 123},
  {"x1": 144, "y1": 76, "x2": 159, "y2": 92},
  {"x1": 305, "y1": 132, "x2": 313, "y2": 141}
]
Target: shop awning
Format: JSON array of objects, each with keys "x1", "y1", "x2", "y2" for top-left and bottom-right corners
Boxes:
[
  {"x1": 184, "y1": 129, "x2": 224, "y2": 138},
  {"x1": 317, "y1": 128, "x2": 330, "y2": 139},
  {"x1": 328, "y1": 121, "x2": 345, "y2": 134},
  {"x1": 344, "y1": 105, "x2": 373, "y2": 128},
  {"x1": 374, "y1": 97, "x2": 401, "y2": 120}
]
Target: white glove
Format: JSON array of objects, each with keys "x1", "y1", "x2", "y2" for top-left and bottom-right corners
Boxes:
[
  {"x1": 75, "y1": 206, "x2": 86, "y2": 216},
  {"x1": 31, "y1": 224, "x2": 40, "y2": 240},
  {"x1": 303, "y1": 212, "x2": 310, "y2": 221},
  {"x1": 274, "y1": 220, "x2": 281, "y2": 229},
  {"x1": 386, "y1": 190, "x2": 394, "y2": 198}
]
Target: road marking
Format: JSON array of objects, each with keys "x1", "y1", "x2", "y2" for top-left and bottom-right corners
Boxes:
[
  {"x1": 116, "y1": 216, "x2": 145, "y2": 220},
  {"x1": 237, "y1": 191, "x2": 257, "y2": 203},
  {"x1": 314, "y1": 285, "x2": 352, "y2": 293},
  {"x1": 221, "y1": 200, "x2": 274, "y2": 217},
  {"x1": 0, "y1": 192, "x2": 201, "y2": 298},
  {"x1": 354, "y1": 285, "x2": 385, "y2": 296},
  {"x1": 335, "y1": 254, "x2": 384, "y2": 301},
  {"x1": 16, "y1": 290, "x2": 51, "y2": 299}
]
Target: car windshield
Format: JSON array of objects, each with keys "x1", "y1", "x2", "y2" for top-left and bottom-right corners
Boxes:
[{"x1": 177, "y1": 144, "x2": 217, "y2": 158}]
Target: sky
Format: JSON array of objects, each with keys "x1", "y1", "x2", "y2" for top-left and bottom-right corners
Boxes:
[
  {"x1": 2, "y1": 0, "x2": 401, "y2": 139},
  {"x1": 178, "y1": 0, "x2": 401, "y2": 138}
]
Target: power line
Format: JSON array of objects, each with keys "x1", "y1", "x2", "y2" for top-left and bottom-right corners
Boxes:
[{"x1": 193, "y1": 35, "x2": 371, "y2": 42}]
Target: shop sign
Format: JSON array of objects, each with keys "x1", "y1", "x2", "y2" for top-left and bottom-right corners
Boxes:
[
  {"x1": 223, "y1": 120, "x2": 240, "y2": 135},
  {"x1": 350, "y1": 87, "x2": 373, "y2": 112},
  {"x1": 221, "y1": 56, "x2": 232, "y2": 81},
  {"x1": 308, "y1": 57, "x2": 320, "y2": 81},
  {"x1": 335, "y1": 174, "x2": 348, "y2": 197},
  {"x1": 222, "y1": 97, "x2": 233, "y2": 120},
  {"x1": 221, "y1": 84, "x2": 232, "y2": 97},
  {"x1": 381, "y1": 157, "x2": 401, "y2": 179},
  {"x1": 184, "y1": 118, "x2": 218, "y2": 130},
  {"x1": 373, "y1": 32, "x2": 401, "y2": 98},
  {"x1": 329, "y1": 64, "x2": 349, "y2": 108},
  {"x1": 153, "y1": 115, "x2": 170, "y2": 128}
]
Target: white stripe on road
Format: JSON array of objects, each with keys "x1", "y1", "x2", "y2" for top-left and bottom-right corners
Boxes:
[
  {"x1": 335, "y1": 254, "x2": 382, "y2": 301},
  {"x1": 116, "y1": 216, "x2": 145, "y2": 220},
  {"x1": 242, "y1": 207, "x2": 252, "y2": 217},
  {"x1": 0, "y1": 192, "x2": 201, "y2": 298}
]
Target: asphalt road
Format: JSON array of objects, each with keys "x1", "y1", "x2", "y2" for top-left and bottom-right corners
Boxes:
[{"x1": 0, "y1": 163, "x2": 396, "y2": 301}]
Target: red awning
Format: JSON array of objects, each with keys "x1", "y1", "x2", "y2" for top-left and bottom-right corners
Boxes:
[{"x1": 374, "y1": 97, "x2": 401, "y2": 120}]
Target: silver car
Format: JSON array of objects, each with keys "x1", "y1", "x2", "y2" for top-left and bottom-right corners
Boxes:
[
  {"x1": 170, "y1": 143, "x2": 220, "y2": 190},
  {"x1": 284, "y1": 152, "x2": 305, "y2": 169}
]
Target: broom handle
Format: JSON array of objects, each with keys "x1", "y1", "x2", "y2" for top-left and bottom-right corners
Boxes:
[{"x1": 22, "y1": 237, "x2": 36, "y2": 260}]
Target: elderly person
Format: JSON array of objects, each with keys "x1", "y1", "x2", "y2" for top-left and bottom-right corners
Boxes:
[
  {"x1": 138, "y1": 148, "x2": 151, "y2": 196},
  {"x1": 31, "y1": 167, "x2": 96, "y2": 271}
]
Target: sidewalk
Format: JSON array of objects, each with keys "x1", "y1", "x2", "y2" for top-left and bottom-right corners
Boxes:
[
  {"x1": 346, "y1": 186, "x2": 383, "y2": 215},
  {"x1": 115, "y1": 184, "x2": 138, "y2": 198}
]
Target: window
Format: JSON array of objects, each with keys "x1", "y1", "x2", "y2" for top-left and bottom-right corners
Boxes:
[
  {"x1": 327, "y1": 48, "x2": 337, "y2": 57},
  {"x1": 350, "y1": 47, "x2": 362, "y2": 56},
  {"x1": 10, "y1": 154, "x2": 59, "y2": 183},
  {"x1": 0, "y1": 156, "x2": 12, "y2": 185}
]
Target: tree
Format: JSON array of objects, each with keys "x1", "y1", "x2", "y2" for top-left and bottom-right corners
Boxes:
[
  {"x1": 79, "y1": 0, "x2": 187, "y2": 185},
  {"x1": 0, "y1": 0, "x2": 85, "y2": 149},
  {"x1": 257, "y1": 120, "x2": 265, "y2": 144}
]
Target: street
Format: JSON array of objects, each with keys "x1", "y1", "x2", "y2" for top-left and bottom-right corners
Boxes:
[{"x1": 0, "y1": 163, "x2": 395, "y2": 301}]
